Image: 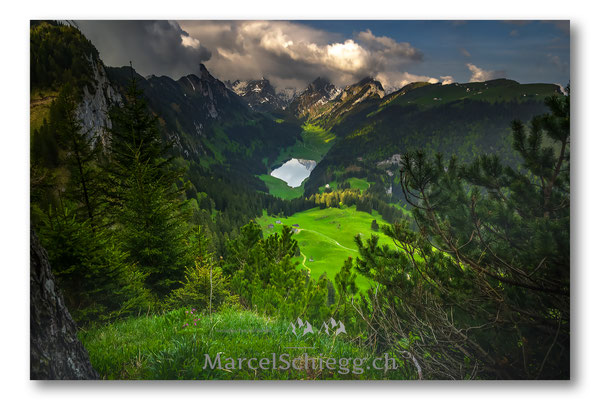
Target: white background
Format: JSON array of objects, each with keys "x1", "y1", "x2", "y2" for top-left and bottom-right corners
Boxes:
[{"x1": 0, "y1": 0, "x2": 596, "y2": 398}]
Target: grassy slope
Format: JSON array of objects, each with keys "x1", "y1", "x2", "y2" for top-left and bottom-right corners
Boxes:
[
  {"x1": 258, "y1": 174, "x2": 305, "y2": 200},
  {"x1": 319, "y1": 177, "x2": 371, "y2": 194},
  {"x1": 260, "y1": 123, "x2": 336, "y2": 200},
  {"x1": 346, "y1": 177, "x2": 371, "y2": 192},
  {"x1": 377, "y1": 81, "x2": 558, "y2": 112},
  {"x1": 30, "y1": 89, "x2": 58, "y2": 133},
  {"x1": 272, "y1": 123, "x2": 335, "y2": 166},
  {"x1": 257, "y1": 205, "x2": 395, "y2": 290},
  {"x1": 80, "y1": 308, "x2": 408, "y2": 380}
]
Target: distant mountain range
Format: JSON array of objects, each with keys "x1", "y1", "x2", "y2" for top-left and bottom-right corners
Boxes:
[
  {"x1": 224, "y1": 78, "x2": 289, "y2": 112},
  {"x1": 286, "y1": 77, "x2": 342, "y2": 120},
  {"x1": 30, "y1": 21, "x2": 564, "y2": 200},
  {"x1": 302, "y1": 77, "x2": 562, "y2": 195}
]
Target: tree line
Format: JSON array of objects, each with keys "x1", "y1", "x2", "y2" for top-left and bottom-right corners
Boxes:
[{"x1": 31, "y1": 70, "x2": 570, "y2": 379}]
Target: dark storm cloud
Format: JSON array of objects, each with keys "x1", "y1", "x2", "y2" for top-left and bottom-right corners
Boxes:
[
  {"x1": 74, "y1": 20, "x2": 568, "y2": 92},
  {"x1": 76, "y1": 20, "x2": 212, "y2": 78},
  {"x1": 178, "y1": 20, "x2": 433, "y2": 91}
]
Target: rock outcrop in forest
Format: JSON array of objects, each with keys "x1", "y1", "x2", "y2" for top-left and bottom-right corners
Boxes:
[{"x1": 30, "y1": 229, "x2": 98, "y2": 380}]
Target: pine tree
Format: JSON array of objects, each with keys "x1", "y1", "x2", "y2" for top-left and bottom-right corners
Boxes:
[
  {"x1": 53, "y1": 84, "x2": 104, "y2": 224},
  {"x1": 166, "y1": 226, "x2": 233, "y2": 312},
  {"x1": 225, "y1": 221, "x2": 332, "y2": 320},
  {"x1": 37, "y1": 205, "x2": 151, "y2": 323},
  {"x1": 31, "y1": 83, "x2": 153, "y2": 324},
  {"x1": 353, "y1": 93, "x2": 570, "y2": 379},
  {"x1": 106, "y1": 77, "x2": 192, "y2": 296},
  {"x1": 370, "y1": 219, "x2": 379, "y2": 231}
]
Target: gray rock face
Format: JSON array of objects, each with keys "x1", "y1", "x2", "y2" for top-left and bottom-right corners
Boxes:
[
  {"x1": 377, "y1": 153, "x2": 403, "y2": 167},
  {"x1": 30, "y1": 229, "x2": 99, "y2": 380},
  {"x1": 297, "y1": 158, "x2": 317, "y2": 171},
  {"x1": 225, "y1": 78, "x2": 287, "y2": 112},
  {"x1": 288, "y1": 77, "x2": 341, "y2": 119},
  {"x1": 276, "y1": 87, "x2": 300, "y2": 107},
  {"x1": 75, "y1": 56, "x2": 121, "y2": 147}
]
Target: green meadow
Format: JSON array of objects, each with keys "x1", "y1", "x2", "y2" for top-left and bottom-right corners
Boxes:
[
  {"x1": 258, "y1": 174, "x2": 305, "y2": 200},
  {"x1": 319, "y1": 177, "x2": 372, "y2": 194},
  {"x1": 80, "y1": 308, "x2": 408, "y2": 380},
  {"x1": 30, "y1": 89, "x2": 58, "y2": 133},
  {"x1": 259, "y1": 123, "x2": 338, "y2": 200},
  {"x1": 260, "y1": 175, "x2": 372, "y2": 201},
  {"x1": 385, "y1": 81, "x2": 560, "y2": 109},
  {"x1": 272, "y1": 123, "x2": 335, "y2": 166},
  {"x1": 257, "y1": 205, "x2": 397, "y2": 290}
]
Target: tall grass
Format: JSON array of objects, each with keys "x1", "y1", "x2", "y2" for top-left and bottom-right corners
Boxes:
[{"x1": 79, "y1": 308, "x2": 410, "y2": 380}]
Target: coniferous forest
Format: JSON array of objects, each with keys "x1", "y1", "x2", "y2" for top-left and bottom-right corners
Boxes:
[{"x1": 29, "y1": 20, "x2": 570, "y2": 380}]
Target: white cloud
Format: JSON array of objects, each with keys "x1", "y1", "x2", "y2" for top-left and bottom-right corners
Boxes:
[
  {"x1": 356, "y1": 29, "x2": 423, "y2": 62},
  {"x1": 179, "y1": 21, "x2": 428, "y2": 91},
  {"x1": 372, "y1": 71, "x2": 458, "y2": 93},
  {"x1": 181, "y1": 34, "x2": 201, "y2": 49},
  {"x1": 81, "y1": 20, "x2": 455, "y2": 92},
  {"x1": 466, "y1": 63, "x2": 505, "y2": 82},
  {"x1": 440, "y1": 76, "x2": 455, "y2": 85},
  {"x1": 460, "y1": 48, "x2": 471, "y2": 58},
  {"x1": 555, "y1": 83, "x2": 568, "y2": 95}
]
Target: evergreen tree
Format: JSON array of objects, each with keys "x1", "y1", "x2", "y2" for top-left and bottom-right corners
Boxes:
[
  {"x1": 167, "y1": 226, "x2": 234, "y2": 312},
  {"x1": 352, "y1": 93, "x2": 570, "y2": 379},
  {"x1": 53, "y1": 84, "x2": 104, "y2": 224},
  {"x1": 37, "y1": 205, "x2": 151, "y2": 323},
  {"x1": 31, "y1": 83, "x2": 152, "y2": 324},
  {"x1": 370, "y1": 219, "x2": 379, "y2": 231},
  {"x1": 106, "y1": 77, "x2": 192, "y2": 296},
  {"x1": 226, "y1": 222, "x2": 332, "y2": 321}
]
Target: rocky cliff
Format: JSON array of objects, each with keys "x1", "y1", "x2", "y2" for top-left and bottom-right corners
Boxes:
[
  {"x1": 30, "y1": 229, "x2": 99, "y2": 380},
  {"x1": 287, "y1": 77, "x2": 341, "y2": 120},
  {"x1": 75, "y1": 56, "x2": 121, "y2": 147},
  {"x1": 225, "y1": 78, "x2": 287, "y2": 112},
  {"x1": 108, "y1": 63, "x2": 250, "y2": 160}
]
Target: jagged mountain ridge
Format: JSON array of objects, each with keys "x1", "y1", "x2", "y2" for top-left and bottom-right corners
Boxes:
[
  {"x1": 108, "y1": 64, "x2": 251, "y2": 160},
  {"x1": 286, "y1": 76, "x2": 388, "y2": 123},
  {"x1": 287, "y1": 77, "x2": 342, "y2": 120},
  {"x1": 108, "y1": 65, "x2": 303, "y2": 173},
  {"x1": 225, "y1": 78, "x2": 290, "y2": 112},
  {"x1": 303, "y1": 78, "x2": 563, "y2": 195},
  {"x1": 313, "y1": 77, "x2": 385, "y2": 127},
  {"x1": 30, "y1": 21, "x2": 300, "y2": 179},
  {"x1": 30, "y1": 21, "x2": 565, "y2": 201},
  {"x1": 276, "y1": 87, "x2": 300, "y2": 105}
]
